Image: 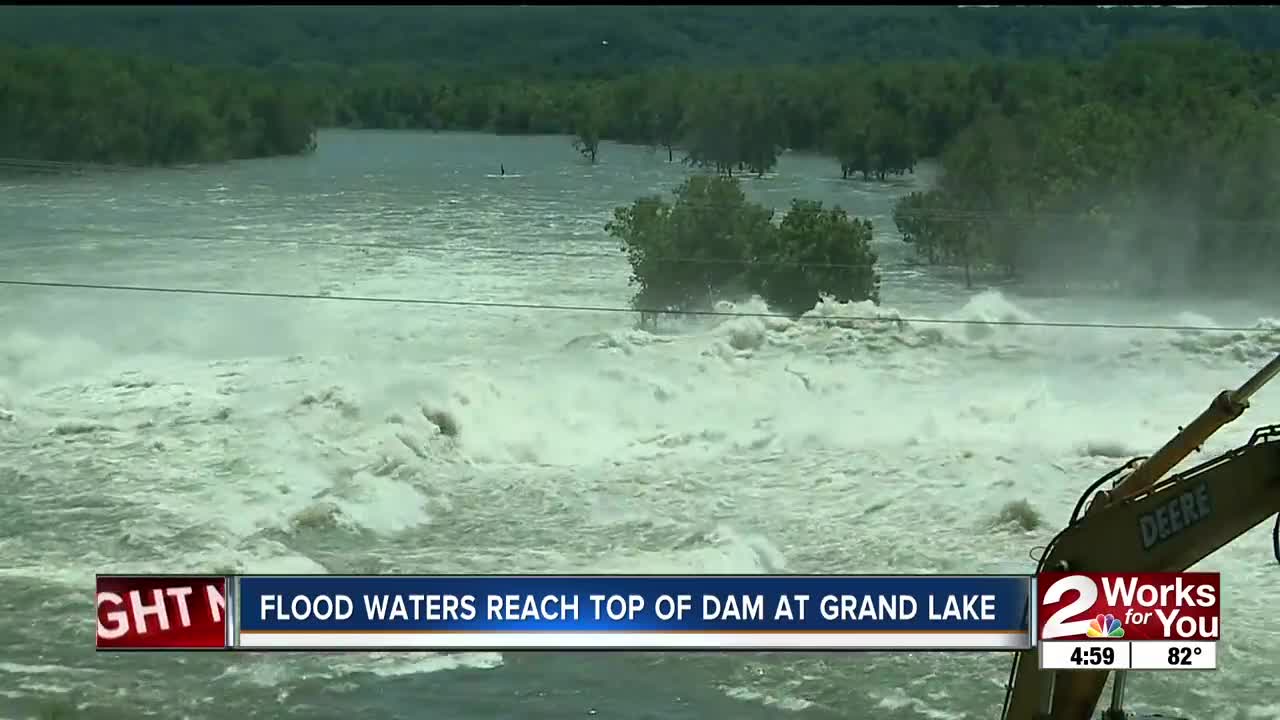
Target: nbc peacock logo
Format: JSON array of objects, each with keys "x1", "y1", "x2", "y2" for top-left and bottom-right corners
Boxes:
[{"x1": 1085, "y1": 613, "x2": 1124, "y2": 638}]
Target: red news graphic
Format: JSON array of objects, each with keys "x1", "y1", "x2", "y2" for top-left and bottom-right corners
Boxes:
[
  {"x1": 1037, "y1": 572, "x2": 1219, "y2": 643},
  {"x1": 96, "y1": 575, "x2": 228, "y2": 649}
]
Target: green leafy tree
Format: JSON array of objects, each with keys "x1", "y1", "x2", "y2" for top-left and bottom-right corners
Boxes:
[
  {"x1": 608, "y1": 176, "x2": 881, "y2": 320},
  {"x1": 893, "y1": 191, "x2": 938, "y2": 263},
  {"x1": 830, "y1": 114, "x2": 870, "y2": 180},
  {"x1": 748, "y1": 199, "x2": 881, "y2": 316},
  {"x1": 680, "y1": 82, "x2": 742, "y2": 176},
  {"x1": 649, "y1": 70, "x2": 686, "y2": 162},
  {"x1": 571, "y1": 87, "x2": 608, "y2": 163},
  {"x1": 606, "y1": 175, "x2": 773, "y2": 312}
]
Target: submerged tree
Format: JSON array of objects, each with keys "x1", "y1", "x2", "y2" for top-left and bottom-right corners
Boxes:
[
  {"x1": 750, "y1": 199, "x2": 880, "y2": 316},
  {"x1": 570, "y1": 86, "x2": 608, "y2": 164},
  {"x1": 608, "y1": 176, "x2": 880, "y2": 319},
  {"x1": 607, "y1": 175, "x2": 771, "y2": 311}
]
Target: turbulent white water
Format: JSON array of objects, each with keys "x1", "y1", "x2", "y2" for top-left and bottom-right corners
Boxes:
[{"x1": 1, "y1": 131, "x2": 1278, "y2": 720}]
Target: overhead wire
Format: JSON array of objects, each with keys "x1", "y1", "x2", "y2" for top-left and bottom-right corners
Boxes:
[
  {"x1": 1, "y1": 278, "x2": 1277, "y2": 334},
  {"x1": 4, "y1": 155, "x2": 1280, "y2": 229},
  {"x1": 1, "y1": 227, "x2": 886, "y2": 270},
  {"x1": 7, "y1": 193, "x2": 1280, "y2": 274},
  {"x1": 8, "y1": 150, "x2": 1280, "y2": 232},
  {"x1": 8, "y1": 186, "x2": 1280, "y2": 229},
  {"x1": 6, "y1": 161, "x2": 1280, "y2": 331}
]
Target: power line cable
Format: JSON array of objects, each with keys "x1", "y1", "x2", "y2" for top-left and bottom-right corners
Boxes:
[
  {"x1": 7, "y1": 157, "x2": 1280, "y2": 230},
  {"x1": 0, "y1": 230, "x2": 886, "y2": 270},
  {"x1": 7, "y1": 202, "x2": 1278, "y2": 272},
  {"x1": 7, "y1": 189, "x2": 1280, "y2": 230},
  {"x1": 1, "y1": 278, "x2": 1276, "y2": 334}
]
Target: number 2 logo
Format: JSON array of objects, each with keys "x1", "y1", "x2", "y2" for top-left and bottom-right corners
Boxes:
[{"x1": 1040, "y1": 575, "x2": 1098, "y2": 640}]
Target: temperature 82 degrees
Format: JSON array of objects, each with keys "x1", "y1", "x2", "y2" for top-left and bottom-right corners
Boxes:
[{"x1": 1130, "y1": 641, "x2": 1217, "y2": 670}]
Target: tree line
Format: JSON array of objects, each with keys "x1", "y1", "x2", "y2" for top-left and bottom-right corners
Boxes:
[
  {"x1": 4, "y1": 6, "x2": 1280, "y2": 76},
  {"x1": 0, "y1": 46, "x2": 318, "y2": 166},
  {"x1": 892, "y1": 39, "x2": 1280, "y2": 293}
]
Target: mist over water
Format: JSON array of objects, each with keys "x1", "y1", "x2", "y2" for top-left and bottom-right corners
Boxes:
[{"x1": 1, "y1": 130, "x2": 1277, "y2": 720}]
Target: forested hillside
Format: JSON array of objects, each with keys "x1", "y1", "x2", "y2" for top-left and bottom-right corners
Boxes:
[{"x1": 2, "y1": 6, "x2": 1280, "y2": 75}]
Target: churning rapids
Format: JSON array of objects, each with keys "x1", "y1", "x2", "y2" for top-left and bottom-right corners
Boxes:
[{"x1": 1, "y1": 131, "x2": 1277, "y2": 720}]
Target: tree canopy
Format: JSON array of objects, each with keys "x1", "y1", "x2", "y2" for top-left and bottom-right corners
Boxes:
[
  {"x1": 891, "y1": 39, "x2": 1280, "y2": 294},
  {"x1": 607, "y1": 176, "x2": 879, "y2": 318},
  {"x1": 0, "y1": 46, "x2": 317, "y2": 166}
]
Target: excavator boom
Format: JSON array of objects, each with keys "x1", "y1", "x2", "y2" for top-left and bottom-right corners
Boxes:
[
  {"x1": 1110, "y1": 351, "x2": 1280, "y2": 500},
  {"x1": 1001, "y1": 352, "x2": 1280, "y2": 720}
]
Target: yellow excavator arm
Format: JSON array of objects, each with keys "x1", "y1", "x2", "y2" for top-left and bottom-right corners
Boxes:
[{"x1": 1000, "y1": 352, "x2": 1280, "y2": 720}]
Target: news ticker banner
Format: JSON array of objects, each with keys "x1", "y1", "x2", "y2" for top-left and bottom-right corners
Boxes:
[
  {"x1": 95, "y1": 572, "x2": 1219, "y2": 667},
  {"x1": 97, "y1": 575, "x2": 1031, "y2": 650}
]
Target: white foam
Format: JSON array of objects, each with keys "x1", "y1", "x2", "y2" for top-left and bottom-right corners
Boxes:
[
  {"x1": 4, "y1": 156, "x2": 1278, "y2": 720},
  {"x1": 216, "y1": 651, "x2": 503, "y2": 689},
  {"x1": 722, "y1": 686, "x2": 815, "y2": 712}
]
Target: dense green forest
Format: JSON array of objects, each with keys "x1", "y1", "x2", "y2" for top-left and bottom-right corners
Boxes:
[
  {"x1": 3, "y1": 5, "x2": 1280, "y2": 294},
  {"x1": 4, "y1": 6, "x2": 1280, "y2": 75},
  {"x1": 6, "y1": 5, "x2": 1280, "y2": 168},
  {"x1": 0, "y1": 47, "x2": 318, "y2": 165},
  {"x1": 892, "y1": 39, "x2": 1280, "y2": 293}
]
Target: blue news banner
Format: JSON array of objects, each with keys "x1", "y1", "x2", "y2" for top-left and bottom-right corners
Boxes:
[{"x1": 233, "y1": 575, "x2": 1032, "y2": 651}]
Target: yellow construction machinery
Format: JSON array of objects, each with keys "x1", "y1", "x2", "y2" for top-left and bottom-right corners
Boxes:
[{"x1": 1000, "y1": 351, "x2": 1280, "y2": 720}]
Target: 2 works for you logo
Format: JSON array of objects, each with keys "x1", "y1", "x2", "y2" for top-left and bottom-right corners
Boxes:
[{"x1": 1036, "y1": 572, "x2": 1219, "y2": 642}]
